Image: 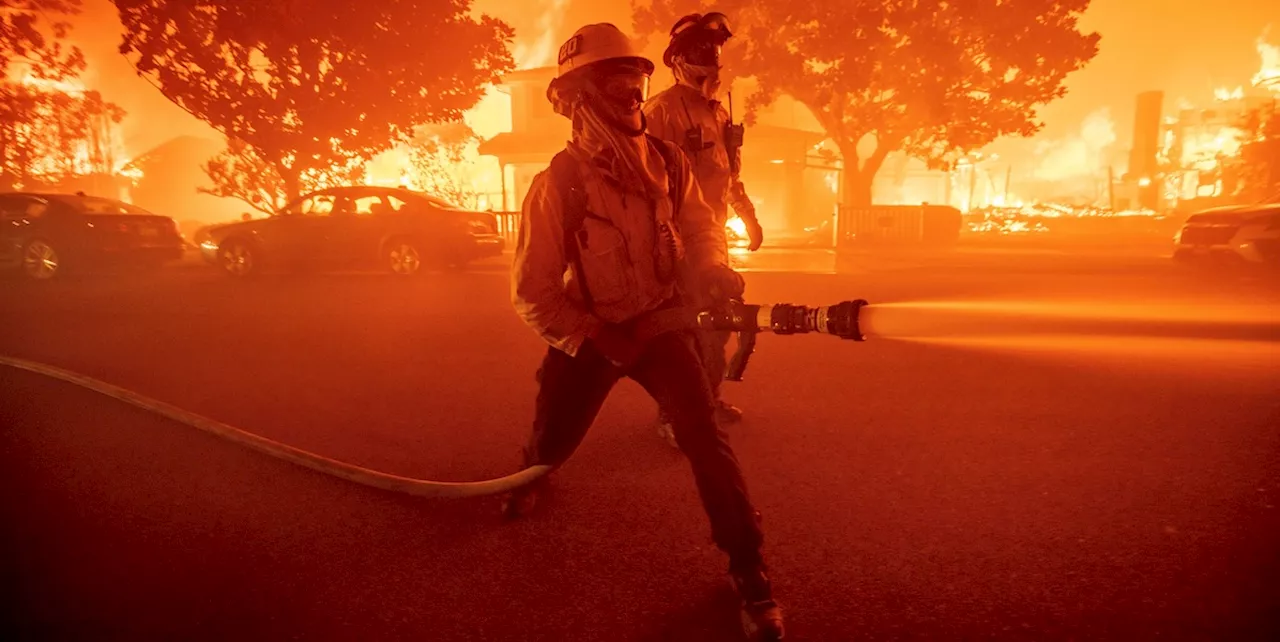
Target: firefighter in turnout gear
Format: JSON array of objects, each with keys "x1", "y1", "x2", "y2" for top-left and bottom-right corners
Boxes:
[
  {"x1": 644, "y1": 11, "x2": 762, "y2": 445},
  {"x1": 503, "y1": 23, "x2": 785, "y2": 640}
]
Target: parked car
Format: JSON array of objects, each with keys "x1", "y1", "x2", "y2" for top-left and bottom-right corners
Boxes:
[
  {"x1": 1172, "y1": 204, "x2": 1280, "y2": 266},
  {"x1": 198, "y1": 186, "x2": 504, "y2": 277},
  {"x1": 0, "y1": 192, "x2": 185, "y2": 280}
]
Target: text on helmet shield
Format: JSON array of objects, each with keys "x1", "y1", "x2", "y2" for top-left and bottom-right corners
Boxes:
[{"x1": 558, "y1": 35, "x2": 583, "y2": 65}]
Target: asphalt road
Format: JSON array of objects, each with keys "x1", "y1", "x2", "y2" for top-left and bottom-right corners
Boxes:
[{"x1": 1, "y1": 251, "x2": 1278, "y2": 641}]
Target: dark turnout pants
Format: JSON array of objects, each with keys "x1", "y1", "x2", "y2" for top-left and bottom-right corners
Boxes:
[
  {"x1": 700, "y1": 329, "x2": 732, "y2": 400},
  {"x1": 525, "y1": 330, "x2": 765, "y2": 570}
]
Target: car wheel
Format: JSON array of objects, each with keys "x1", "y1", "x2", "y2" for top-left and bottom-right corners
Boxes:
[
  {"x1": 21, "y1": 238, "x2": 62, "y2": 280},
  {"x1": 218, "y1": 239, "x2": 258, "y2": 277},
  {"x1": 385, "y1": 237, "x2": 423, "y2": 276}
]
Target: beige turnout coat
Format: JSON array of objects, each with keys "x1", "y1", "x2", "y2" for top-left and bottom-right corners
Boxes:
[
  {"x1": 644, "y1": 83, "x2": 754, "y2": 263},
  {"x1": 512, "y1": 137, "x2": 725, "y2": 356}
]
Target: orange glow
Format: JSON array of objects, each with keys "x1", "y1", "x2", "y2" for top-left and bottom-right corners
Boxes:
[
  {"x1": 16, "y1": 74, "x2": 87, "y2": 94},
  {"x1": 362, "y1": 0, "x2": 571, "y2": 209},
  {"x1": 361, "y1": 98, "x2": 508, "y2": 208},
  {"x1": 362, "y1": 98, "x2": 509, "y2": 208},
  {"x1": 5, "y1": 65, "x2": 135, "y2": 181}
]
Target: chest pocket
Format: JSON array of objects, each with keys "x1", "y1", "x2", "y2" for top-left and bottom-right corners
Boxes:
[
  {"x1": 685, "y1": 124, "x2": 728, "y2": 171},
  {"x1": 681, "y1": 124, "x2": 715, "y2": 158},
  {"x1": 574, "y1": 215, "x2": 630, "y2": 305}
]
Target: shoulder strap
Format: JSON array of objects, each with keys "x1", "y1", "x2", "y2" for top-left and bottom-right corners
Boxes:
[
  {"x1": 646, "y1": 135, "x2": 684, "y2": 221},
  {"x1": 547, "y1": 150, "x2": 594, "y2": 312}
]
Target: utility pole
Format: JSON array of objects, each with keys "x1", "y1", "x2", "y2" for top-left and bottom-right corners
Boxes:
[
  {"x1": 1107, "y1": 165, "x2": 1116, "y2": 211},
  {"x1": 1004, "y1": 165, "x2": 1012, "y2": 204},
  {"x1": 967, "y1": 161, "x2": 978, "y2": 211}
]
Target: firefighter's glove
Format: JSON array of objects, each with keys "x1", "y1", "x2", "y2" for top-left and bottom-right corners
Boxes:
[
  {"x1": 587, "y1": 323, "x2": 644, "y2": 369},
  {"x1": 702, "y1": 264, "x2": 746, "y2": 303},
  {"x1": 732, "y1": 203, "x2": 764, "y2": 251},
  {"x1": 744, "y1": 217, "x2": 764, "y2": 252}
]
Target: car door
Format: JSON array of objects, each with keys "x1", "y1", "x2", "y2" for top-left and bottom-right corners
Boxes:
[
  {"x1": 0, "y1": 195, "x2": 26, "y2": 269},
  {"x1": 339, "y1": 193, "x2": 395, "y2": 266},
  {"x1": 267, "y1": 192, "x2": 339, "y2": 266},
  {"x1": 320, "y1": 192, "x2": 386, "y2": 267},
  {"x1": 314, "y1": 193, "x2": 358, "y2": 265},
  {"x1": 398, "y1": 194, "x2": 461, "y2": 259}
]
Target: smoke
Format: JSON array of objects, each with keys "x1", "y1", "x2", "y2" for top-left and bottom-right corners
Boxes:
[
  {"x1": 508, "y1": 0, "x2": 571, "y2": 69},
  {"x1": 64, "y1": 1, "x2": 220, "y2": 158},
  {"x1": 1030, "y1": 108, "x2": 1118, "y2": 182}
]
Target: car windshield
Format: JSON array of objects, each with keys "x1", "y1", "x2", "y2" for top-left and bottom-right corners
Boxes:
[
  {"x1": 417, "y1": 194, "x2": 465, "y2": 211},
  {"x1": 56, "y1": 195, "x2": 155, "y2": 216},
  {"x1": 1186, "y1": 211, "x2": 1245, "y2": 224}
]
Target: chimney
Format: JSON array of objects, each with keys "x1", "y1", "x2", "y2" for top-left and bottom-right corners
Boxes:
[{"x1": 1129, "y1": 91, "x2": 1165, "y2": 180}]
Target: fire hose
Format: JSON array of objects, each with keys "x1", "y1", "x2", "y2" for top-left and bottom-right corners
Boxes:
[{"x1": 0, "y1": 299, "x2": 870, "y2": 499}]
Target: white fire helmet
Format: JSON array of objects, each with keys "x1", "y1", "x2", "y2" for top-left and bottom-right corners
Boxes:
[
  {"x1": 548, "y1": 24, "x2": 655, "y2": 117},
  {"x1": 555, "y1": 23, "x2": 655, "y2": 81}
]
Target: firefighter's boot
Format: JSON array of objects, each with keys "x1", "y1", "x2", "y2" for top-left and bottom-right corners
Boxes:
[{"x1": 730, "y1": 564, "x2": 785, "y2": 641}]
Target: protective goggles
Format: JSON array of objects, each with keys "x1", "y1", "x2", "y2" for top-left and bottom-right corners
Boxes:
[
  {"x1": 590, "y1": 61, "x2": 652, "y2": 106},
  {"x1": 668, "y1": 12, "x2": 733, "y2": 67},
  {"x1": 671, "y1": 12, "x2": 733, "y2": 41}
]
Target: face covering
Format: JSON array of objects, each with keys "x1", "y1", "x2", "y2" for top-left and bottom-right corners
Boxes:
[
  {"x1": 574, "y1": 102, "x2": 666, "y2": 203},
  {"x1": 570, "y1": 70, "x2": 668, "y2": 202},
  {"x1": 673, "y1": 59, "x2": 722, "y2": 98},
  {"x1": 595, "y1": 72, "x2": 650, "y2": 121}
]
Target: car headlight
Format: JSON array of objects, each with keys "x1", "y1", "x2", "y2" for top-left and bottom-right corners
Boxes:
[{"x1": 200, "y1": 240, "x2": 219, "y2": 251}]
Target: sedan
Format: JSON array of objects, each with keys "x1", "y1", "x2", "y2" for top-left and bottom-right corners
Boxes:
[
  {"x1": 0, "y1": 192, "x2": 185, "y2": 280},
  {"x1": 199, "y1": 186, "x2": 504, "y2": 277}
]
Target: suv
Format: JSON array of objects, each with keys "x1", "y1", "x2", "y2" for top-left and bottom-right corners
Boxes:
[{"x1": 1172, "y1": 204, "x2": 1280, "y2": 266}]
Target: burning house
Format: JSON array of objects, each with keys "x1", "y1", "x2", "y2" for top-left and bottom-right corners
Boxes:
[
  {"x1": 120, "y1": 135, "x2": 247, "y2": 229},
  {"x1": 1115, "y1": 33, "x2": 1280, "y2": 213},
  {"x1": 0, "y1": 67, "x2": 134, "y2": 198},
  {"x1": 1135, "y1": 90, "x2": 1275, "y2": 212}
]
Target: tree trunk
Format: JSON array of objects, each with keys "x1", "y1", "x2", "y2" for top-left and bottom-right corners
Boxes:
[
  {"x1": 834, "y1": 137, "x2": 890, "y2": 207},
  {"x1": 844, "y1": 170, "x2": 874, "y2": 207},
  {"x1": 278, "y1": 164, "x2": 301, "y2": 208}
]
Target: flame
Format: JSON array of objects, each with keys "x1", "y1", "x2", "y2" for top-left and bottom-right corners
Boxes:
[
  {"x1": 726, "y1": 216, "x2": 748, "y2": 247},
  {"x1": 1180, "y1": 125, "x2": 1244, "y2": 168},
  {"x1": 5, "y1": 67, "x2": 135, "y2": 181},
  {"x1": 511, "y1": 0, "x2": 570, "y2": 70},
  {"x1": 1253, "y1": 29, "x2": 1280, "y2": 92},
  {"x1": 362, "y1": 96, "x2": 509, "y2": 208},
  {"x1": 990, "y1": 194, "x2": 1025, "y2": 208},
  {"x1": 1213, "y1": 86, "x2": 1244, "y2": 101}
]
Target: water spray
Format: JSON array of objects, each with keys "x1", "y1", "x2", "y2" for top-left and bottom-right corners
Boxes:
[{"x1": 854, "y1": 300, "x2": 1280, "y2": 344}]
